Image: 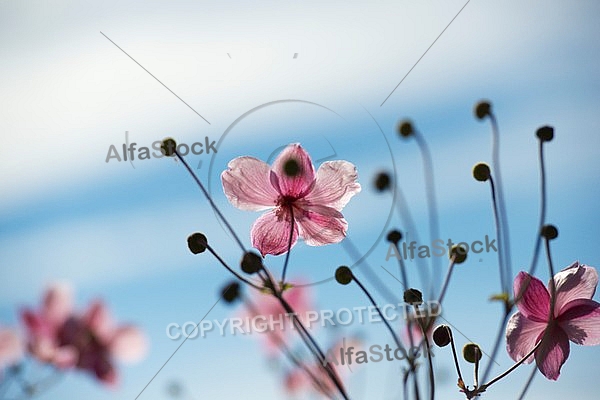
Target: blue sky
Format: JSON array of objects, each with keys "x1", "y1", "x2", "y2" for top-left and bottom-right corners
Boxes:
[{"x1": 1, "y1": 1, "x2": 599, "y2": 399}]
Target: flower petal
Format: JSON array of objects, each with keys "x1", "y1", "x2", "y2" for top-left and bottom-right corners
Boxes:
[
  {"x1": 110, "y1": 326, "x2": 148, "y2": 363},
  {"x1": 0, "y1": 328, "x2": 23, "y2": 368},
  {"x1": 552, "y1": 262, "x2": 598, "y2": 316},
  {"x1": 43, "y1": 283, "x2": 73, "y2": 328},
  {"x1": 52, "y1": 345, "x2": 79, "y2": 369},
  {"x1": 251, "y1": 209, "x2": 298, "y2": 256},
  {"x1": 535, "y1": 325, "x2": 570, "y2": 380},
  {"x1": 84, "y1": 301, "x2": 115, "y2": 342},
  {"x1": 305, "y1": 161, "x2": 361, "y2": 211},
  {"x1": 505, "y1": 311, "x2": 546, "y2": 363},
  {"x1": 271, "y1": 144, "x2": 315, "y2": 198},
  {"x1": 513, "y1": 272, "x2": 550, "y2": 322},
  {"x1": 21, "y1": 309, "x2": 49, "y2": 338},
  {"x1": 221, "y1": 156, "x2": 280, "y2": 211},
  {"x1": 557, "y1": 298, "x2": 600, "y2": 345},
  {"x1": 296, "y1": 206, "x2": 347, "y2": 247}
]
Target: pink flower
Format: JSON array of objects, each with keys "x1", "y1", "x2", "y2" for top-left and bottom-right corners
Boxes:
[
  {"x1": 243, "y1": 282, "x2": 314, "y2": 356},
  {"x1": 21, "y1": 284, "x2": 147, "y2": 385},
  {"x1": 506, "y1": 262, "x2": 600, "y2": 380},
  {"x1": 284, "y1": 337, "x2": 359, "y2": 397},
  {"x1": 0, "y1": 327, "x2": 23, "y2": 370},
  {"x1": 221, "y1": 143, "x2": 361, "y2": 256}
]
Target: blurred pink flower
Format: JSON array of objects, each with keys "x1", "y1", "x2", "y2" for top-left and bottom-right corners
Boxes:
[
  {"x1": 21, "y1": 284, "x2": 147, "y2": 385},
  {"x1": 506, "y1": 262, "x2": 600, "y2": 380},
  {"x1": 0, "y1": 327, "x2": 23, "y2": 370},
  {"x1": 221, "y1": 143, "x2": 361, "y2": 256},
  {"x1": 244, "y1": 283, "x2": 313, "y2": 356},
  {"x1": 284, "y1": 337, "x2": 359, "y2": 398}
]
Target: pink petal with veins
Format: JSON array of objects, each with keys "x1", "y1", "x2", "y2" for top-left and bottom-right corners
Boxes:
[
  {"x1": 535, "y1": 325, "x2": 570, "y2": 380},
  {"x1": 505, "y1": 312, "x2": 546, "y2": 363},
  {"x1": 513, "y1": 272, "x2": 550, "y2": 322},
  {"x1": 110, "y1": 326, "x2": 148, "y2": 363},
  {"x1": 251, "y1": 209, "x2": 298, "y2": 256},
  {"x1": 558, "y1": 298, "x2": 600, "y2": 345},
  {"x1": 221, "y1": 157, "x2": 280, "y2": 211},
  {"x1": 296, "y1": 207, "x2": 347, "y2": 247},
  {"x1": 271, "y1": 144, "x2": 315, "y2": 198},
  {"x1": 305, "y1": 161, "x2": 361, "y2": 211},
  {"x1": 553, "y1": 262, "x2": 598, "y2": 316}
]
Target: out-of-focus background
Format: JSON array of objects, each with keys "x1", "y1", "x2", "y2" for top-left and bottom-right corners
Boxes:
[{"x1": 1, "y1": 1, "x2": 599, "y2": 399}]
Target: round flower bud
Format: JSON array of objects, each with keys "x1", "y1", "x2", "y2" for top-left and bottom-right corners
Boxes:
[
  {"x1": 472, "y1": 163, "x2": 491, "y2": 182},
  {"x1": 374, "y1": 172, "x2": 391, "y2": 192},
  {"x1": 450, "y1": 244, "x2": 468, "y2": 264},
  {"x1": 387, "y1": 229, "x2": 403, "y2": 244},
  {"x1": 161, "y1": 138, "x2": 177, "y2": 157},
  {"x1": 433, "y1": 325, "x2": 452, "y2": 347},
  {"x1": 536, "y1": 126, "x2": 554, "y2": 142},
  {"x1": 474, "y1": 101, "x2": 491, "y2": 120},
  {"x1": 187, "y1": 233, "x2": 208, "y2": 254},
  {"x1": 462, "y1": 343, "x2": 482, "y2": 363},
  {"x1": 335, "y1": 266, "x2": 353, "y2": 285},
  {"x1": 541, "y1": 224, "x2": 558, "y2": 240},
  {"x1": 241, "y1": 251, "x2": 263, "y2": 274},
  {"x1": 283, "y1": 158, "x2": 301, "y2": 177},
  {"x1": 398, "y1": 120, "x2": 414, "y2": 138},
  {"x1": 221, "y1": 282, "x2": 241, "y2": 304},
  {"x1": 403, "y1": 288, "x2": 423, "y2": 305}
]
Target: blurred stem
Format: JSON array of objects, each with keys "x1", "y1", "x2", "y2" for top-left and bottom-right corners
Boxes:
[
  {"x1": 175, "y1": 152, "x2": 246, "y2": 252},
  {"x1": 517, "y1": 365, "x2": 537, "y2": 400},
  {"x1": 414, "y1": 132, "x2": 441, "y2": 296}
]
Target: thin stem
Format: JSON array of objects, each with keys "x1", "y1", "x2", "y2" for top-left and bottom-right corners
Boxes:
[
  {"x1": 414, "y1": 304, "x2": 435, "y2": 400},
  {"x1": 489, "y1": 114, "x2": 512, "y2": 294},
  {"x1": 175, "y1": 152, "x2": 246, "y2": 252},
  {"x1": 342, "y1": 239, "x2": 400, "y2": 305},
  {"x1": 545, "y1": 237, "x2": 557, "y2": 317},
  {"x1": 479, "y1": 339, "x2": 542, "y2": 391},
  {"x1": 517, "y1": 365, "x2": 537, "y2": 400},
  {"x1": 517, "y1": 140, "x2": 547, "y2": 304},
  {"x1": 204, "y1": 244, "x2": 263, "y2": 290},
  {"x1": 280, "y1": 206, "x2": 295, "y2": 284},
  {"x1": 243, "y1": 297, "x2": 330, "y2": 395},
  {"x1": 480, "y1": 312, "x2": 510, "y2": 383},
  {"x1": 448, "y1": 329, "x2": 465, "y2": 387},
  {"x1": 276, "y1": 294, "x2": 349, "y2": 399},
  {"x1": 352, "y1": 275, "x2": 407, "y2": 357},
  {"x1": 437, "y1": 256, "x2": 457, "y2": 304},
  {"x1": 488, "y1": 175, "x2": 506, "y2": 294},
  {"x1": 474, "y1": 348, "x2": 480, "y2": 389},
  {"x1": 393, "y1": 186, "x2": 430, "y2": 293},
  {"x1": 402, "y1": 370, "x2": 410, "y2": 400},
  {"x1": 414, "y1": 132, "x2": 441, "y2": 295},
  {"x1": 413, "y1": 373, "x2": 422, "y2": 400},
  {"x1": 397, "y1": 247, "x2": 410, "y2": 291}
]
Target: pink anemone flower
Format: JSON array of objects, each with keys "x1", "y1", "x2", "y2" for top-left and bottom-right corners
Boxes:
[
  {"x1": 21, "y1": 284, "x2": 147, "y2": 385},
  {"x1": 506, "y1": 262, "x2": 600, "y2": 380},
  {"x1": 221, "y1": 143, "x2": 361, "y2": 256}
]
